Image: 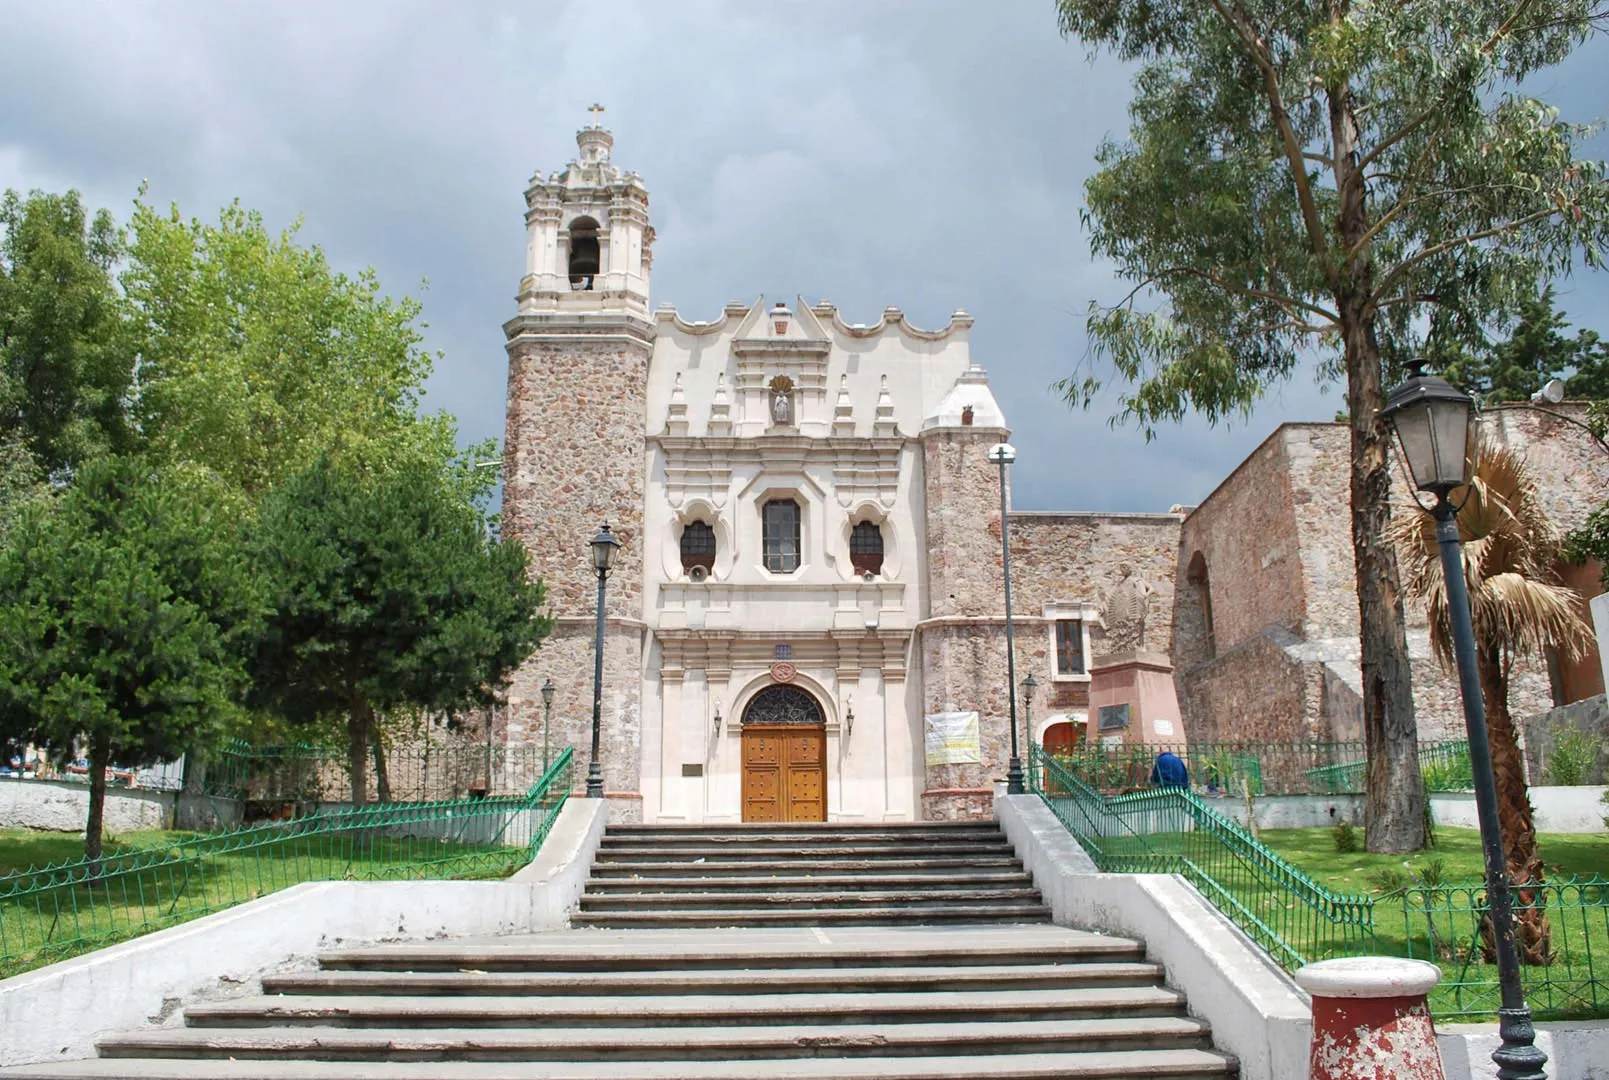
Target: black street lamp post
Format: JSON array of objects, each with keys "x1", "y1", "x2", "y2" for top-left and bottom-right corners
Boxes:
[
  {"x1": 1021, "y1": 675, "x2": 1038, "y2": 782},
  {"x1": 1381, "y1": 361, "x2": 1547, "y2": 1080},
  {"x1": 586, "y1": 525, "x2": 621, "y2": 799},
  {"x1": 540, "y1": 677, "x2": 556, "y2": 775},
  {"x1": 988, "y1": 442, "x2": 1025, "y2": 796}
]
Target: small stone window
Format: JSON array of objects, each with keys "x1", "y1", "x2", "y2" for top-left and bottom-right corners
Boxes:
[
  {"x1": 849, "y1": 521, "x2": 884, "y2": 576},
  {"x1": 1055, "y1": 619, "x2": 1086, "y2": 676},
  {"x1": 762, "y1": 499, "x2": 801, "y2": 574},
  {"x1": 568, "y1": 216, "x2": 600, "y2": 290},
  {"x1": 679, "y1": 521, "x2": 716, "y2": 572}
]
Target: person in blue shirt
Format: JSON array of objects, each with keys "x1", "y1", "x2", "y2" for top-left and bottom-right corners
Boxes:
[{"x1": 1150, "y1": 751, "x2": 1190, "y2": 789}]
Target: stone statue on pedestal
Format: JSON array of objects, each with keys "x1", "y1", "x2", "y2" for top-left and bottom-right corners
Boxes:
[{"x1": 1099, "y1": 564, "x2": 1153, "y2": 655}]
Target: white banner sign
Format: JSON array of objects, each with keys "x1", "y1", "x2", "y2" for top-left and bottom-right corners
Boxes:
[{"x1": 924, "y1": 711, "x2": 981, "y2": 765}]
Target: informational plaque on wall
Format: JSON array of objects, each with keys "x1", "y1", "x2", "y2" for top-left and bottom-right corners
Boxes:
[
  {"x1": 923, "y1": 711, "x2": 981, "y2": 765},
  {"x1": 1098, "y1": 703, "x2": 1131, "y2": 731}
]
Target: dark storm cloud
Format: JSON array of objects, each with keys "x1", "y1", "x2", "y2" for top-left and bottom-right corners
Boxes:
[{"x1": 2, "y1": 0, "x2": 1606, "y2": 513}]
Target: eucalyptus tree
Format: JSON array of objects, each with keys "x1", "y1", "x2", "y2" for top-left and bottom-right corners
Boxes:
[{"x1": 1055, "y1": 0, "x2": 1609, "y2": 850}]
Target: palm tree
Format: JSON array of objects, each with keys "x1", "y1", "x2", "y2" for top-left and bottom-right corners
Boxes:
[{"x1": 1393, "y1": 438, "x2": 1592, "y2": 966}]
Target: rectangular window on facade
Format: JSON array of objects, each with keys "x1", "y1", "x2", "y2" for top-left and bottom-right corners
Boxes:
[
  {"x1": 763, "y1": 499, "x2": 801, "y2": 573},
  {"x1": 1056, "y1": 619, "x2": 1085, "y2": 676}
]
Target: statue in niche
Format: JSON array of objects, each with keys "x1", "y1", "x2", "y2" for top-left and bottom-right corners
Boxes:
[
  {"x1": 768, "y1": 374, "x2": 796, "y2": 427},
  {"x1": 1099, "y1": 564, "x2": 1154, "y2": 655}
]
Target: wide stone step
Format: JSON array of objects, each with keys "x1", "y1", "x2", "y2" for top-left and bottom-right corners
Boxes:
[
  {"x1": 261, "y1": 962, "x2": 1166, "y2": 998},
  {"x1": 183, "y1": 987, "x2": 1186, "y2": 1029},
  {"x1": 569, "y1": 905, "x2": 1053, "y2": 928},
  {"x1": 588, "y1": 857, "x2": 1026, "y2": 875},
  {"x1": 579, "y1": 887, "x2": 1043, "y2": 909},
  {"x1": 601, "y1": 829, "x2": 1006, "y2": 845},
  {"x1": 99, "y1": 1016, "x2": 1213, "y2": 1062},
  {"x1": 593, "y1": 843, "x2": 1012, "y2": 858},
  {"x1": 315, "y1": 934, "x2": 1146, "y2": 973},
  {"x1": 583, "y1": 873, "x2": 1036, "y2": 893},
  {"x1": 0, "y1": 1047, "x2": 1240, "y2": 1078}
]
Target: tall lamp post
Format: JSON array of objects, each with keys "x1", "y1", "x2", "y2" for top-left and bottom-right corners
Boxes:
[
  {"x1": 540, "y1": 677, "x2": 556, "y2": 774},
  {"x1": 987, "y1": 442, "x2": 1025, "y2": 796},
  {"x1": 586, "y1": 524, "x2": 621, "y2": 799},
  {"x1": 1381, "y1": 361, "x2": 1547, "y2": 1080},
  {"x1": 1021, "y1": 674, "x2": 1038, "y2": 783}
]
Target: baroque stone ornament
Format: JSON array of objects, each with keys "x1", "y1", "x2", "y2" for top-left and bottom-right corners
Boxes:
[
  {"x1": 1099, "y1": 564, "x2": 1153, "y2": 654},
  {"x1": 769, "y1": 660, "x2": 798, "y2": 683},
  {"x1": 768, "y1": 373, "x2": 795, "y2": 427}
]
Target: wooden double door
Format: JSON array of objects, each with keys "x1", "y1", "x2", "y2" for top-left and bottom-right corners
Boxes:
[{"x1": 740, "y1": 684, "x2": 828, "y2": 823}]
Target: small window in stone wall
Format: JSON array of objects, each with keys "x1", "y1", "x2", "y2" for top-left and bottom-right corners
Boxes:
[
  {"x1": 679, "y1": 521, "x2": 716, "y2": 571},
  {"x1": 849, "y1": 520, "x2": 884, "y2": 575},
  {"x1": 1056, "y1": 619, "x2": 1085, "y2": 676}
]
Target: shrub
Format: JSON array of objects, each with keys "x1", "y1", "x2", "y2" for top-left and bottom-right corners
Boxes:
[
  {"x1": 1544, "y1": 727, "x2": 1598, "y2": 786},
  {"x1": 1332, "y1": 819, "x2": 1360, "y2": 853},
  {"x1": 1368, "y1": 866, "x2": 1411, "y2": 895}
]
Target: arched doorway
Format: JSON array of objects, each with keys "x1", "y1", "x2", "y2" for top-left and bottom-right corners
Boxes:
[
  {"x1": 1041, "y1": 721, "x2": 1081, "y2": 757},
  {"x1": 740, "y1": 685, "x2": 826, "y2": 823}
]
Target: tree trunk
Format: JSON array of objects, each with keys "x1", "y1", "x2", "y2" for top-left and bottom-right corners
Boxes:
[
  {"x1": 347, "y1": 702, "x2": 371, "y2": 805},
  {"x1": 371, "y1": 729, "x2": 391, "y2": 804},
  {"x1": 84, "y1": 732, "x2": 111, "y2": 871},
  {"x1": 1329, "y1": 80, "x2": 1428, "y2": 854},
  {"x1": 1479, "y1": 644, "x2": 1552, "y2": 965}
]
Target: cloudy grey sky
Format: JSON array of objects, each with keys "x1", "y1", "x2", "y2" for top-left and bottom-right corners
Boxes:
[{"x1": 3, "y1": 0, "x2": 1608, "y2": 512}]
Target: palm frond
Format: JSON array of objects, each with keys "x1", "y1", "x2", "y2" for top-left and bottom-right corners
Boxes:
[{"x1": 1391, "y1": 438, "x2": 1591, "y2": 668}]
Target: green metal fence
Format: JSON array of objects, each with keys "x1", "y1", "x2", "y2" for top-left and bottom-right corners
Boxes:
[
  {"x1": 1030, "y1": 745, "x2": 1609, "y2": 1021},
  {"x1": 0, "y1": 747, "x2": 574, "y2": 979},
  {"x1": 1051, "y1": 738, "x2": 1474, "y2": 797}
]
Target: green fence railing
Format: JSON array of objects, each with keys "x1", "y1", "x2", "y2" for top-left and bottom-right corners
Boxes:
[
  {"x1": 1030, "y1": 745, "x2": 1609, "y2": 1021},
  {"x1": 1051, "y1": 738, "x2": 1474, "y2": 797},
  {"x1": 0, "y1": 748, "x2": 574, "y2": 979}
]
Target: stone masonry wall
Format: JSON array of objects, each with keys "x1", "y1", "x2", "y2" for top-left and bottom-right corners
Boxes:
[
  {"x1": 1009, "y1": 512, "x2": 1183, "y2": 665},
  {"x1": 918, "y1": 621, "x2": 1013, "y2": 820},
  {"x1": 921, "y1": 428, "x2": 1011, "y2": 619},
  {"x1": 917, "y1": 427, "x2": 1011, "y2": 819},
  {"x1": 504, "y1": 622, "x2": 643, "y2": 816},
  {"x1": 502, "y1": 337, "x2": 649, "y2": 619},
  {"x1": 502, "y1": 332, "x2": 649, "y2": 810},
  {"x1": 1177, "y1": 429, "x2": 1305, "y2": 657}
]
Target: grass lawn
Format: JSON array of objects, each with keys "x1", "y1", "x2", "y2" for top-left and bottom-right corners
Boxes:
[
  {"x1": 0, "y1": 824, "x2": 527, "y2": 979},
  {"x1": 1259, "y1": 826, "x2": 1609, "y2": 1020},
  {"x1": 1259, "y1": 826, "x2": 1609, "y2": 895}
]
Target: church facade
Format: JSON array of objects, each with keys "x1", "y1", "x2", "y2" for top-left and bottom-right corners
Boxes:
[{"x1": 499, "y1": 119, "x2": 1609, "y2": 822}]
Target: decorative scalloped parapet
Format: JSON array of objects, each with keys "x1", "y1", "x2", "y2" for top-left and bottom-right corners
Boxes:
[{"x1": 653, "y1": 298, "x2": 975, "y2": 343}]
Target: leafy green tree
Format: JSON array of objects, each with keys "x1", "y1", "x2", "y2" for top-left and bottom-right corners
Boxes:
[
  {"x1": 0, "y1": 457, "x2": 263, "y2": 861},
  {"x1": 0, "y1": 436, "x2": 43, "y2": 541},
  {"x1": 1440, "y1": 287, "x2": 1602, "y2": 404},
  {"x1": 251, "y1": 453, "x2": 549, "y2": 803},
  {"x1": 121, "y1": 195, "x2": 455, "y2": 497},
  {"x1": 1055, "y1": 0, "x2": 1609, "y2": 852},
  {"x1": 0, "y1": 189, "x2": 132, "y2": 475}
]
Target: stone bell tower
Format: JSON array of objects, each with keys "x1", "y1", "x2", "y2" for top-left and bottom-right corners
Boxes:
[{"x1": 501, "y1": 106, "x2": 652, "y2": 815}]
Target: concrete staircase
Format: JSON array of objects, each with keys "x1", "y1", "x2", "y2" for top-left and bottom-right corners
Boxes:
[
  {"x1": 575, "y1": 821, "x2": 1052, "y2": 928},
  {"x1": 0, "y1": 824, "x2": 1239, "y2": 1079}
]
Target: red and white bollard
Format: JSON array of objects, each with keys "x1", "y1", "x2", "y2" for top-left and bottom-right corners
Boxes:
[{"x1": 1294, "y1": 957, "x2": 1446, "y2": 1080}]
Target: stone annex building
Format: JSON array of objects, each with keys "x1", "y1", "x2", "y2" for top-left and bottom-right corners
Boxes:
[{"x1": 498, "y1": 117, "x2": 1609, "y2": 823}]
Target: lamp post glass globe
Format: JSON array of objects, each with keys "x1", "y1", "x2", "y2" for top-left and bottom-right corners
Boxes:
[
  {"x1": 1022, "y1": 674, "x2": 1038, "y2": 706},
  {"x1": 1379, "y1": 360, "x2": 1475, "y2": 497},
  {"x1": 986, "y1": 442, "x2": 1017, "y2": 466},
  {"x1": 539, "y1": 677, "x2": 556, "y2": 773},
  {"x1": 1381, "y1": 363, "x2": 1547, "y2": 1080},
  {"x1": 590, "y1": 524, "x2": 621, "y2": 574}
]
